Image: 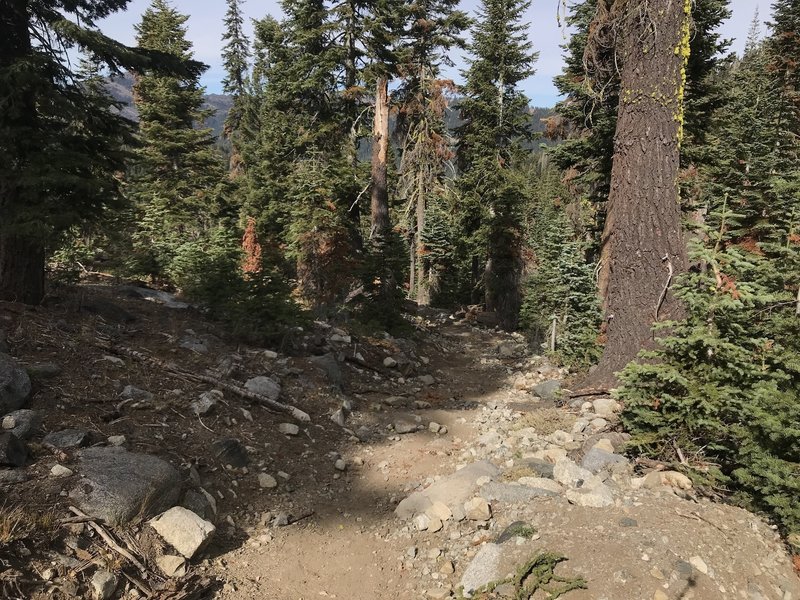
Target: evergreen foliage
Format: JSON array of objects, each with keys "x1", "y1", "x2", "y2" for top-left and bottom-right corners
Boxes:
[
  {"x1": 221, "y1": 0, "x2": 250, "y2": 172},
  {"x1": 126, "y1": 0, "x2": 232, "y2": 283},
  {"x1": 619, "y1": 5, "x2": 800, "y2": 535},
  {"x1": 457, "y1": 0, "x2": 537, "y2": 330}
]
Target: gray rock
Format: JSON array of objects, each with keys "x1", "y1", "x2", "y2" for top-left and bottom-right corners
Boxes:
[
  {"x1": 26, "y1": 362, "x2": 61, "y2": 379},
  {"x1": 181, "y1": 489, "x2": 215, "y2": 521},
  {"x1": 553, "y1": 459, "x2": 598, "y2": 489},
  {"x1": 334, "y1": 459, "x2": 347, "y2": 471},
  {"x1": 69, "y1": 447, "x2": 181, "y2": 525},
  {"x1": 516, "y1": 477, "x2": 564, "y2": 494},
  {"x1": 91, "y1": 570, "x2": 117, "y2": 600},
  {"x1": 157, "y1": 554, "x2": 188, "y2": 578},
  {"x1": 43, "y1": 428, "x2": 90, "y2": 449},
  {"x1": 382, "y1": 396, "x2": 408, "y2": 407},
  {"x1": 80, "y1": 298, "x2": 137, "y2": 323},
  {"x1": 581, "y1": 448, "x2": 628, "y2": 474},
  {"x1": 149, "y1": 507, "x2": 216, "y2": 559},
  {"x1": 1, "y1": 409, "x2": 40, "y2": 440},
  {"x1": 258, "y1": 473, "x2": 278, "y2": 488},
  {"x1": 179, "y1": 335, "x2": 209, "y2": 354},
  {"x1": 383, "y1": 357, "x2": 398, "y2": 368},
  {"x1": 464, "y1": 497, "x2": 492, "y2": 521},
  {"x1": 429, "y1": 421, "x2": 442, "y2": 434},
  {"x1": 190, "y1": 390, "x2": 222, "y2": 416},
  {"x1": 0, "y1": 432, "x2": 27, "y2": 467},
  {"x1": 107, "y1": 435, "x2": 126, "y2": 447},
  {"x1": 309, "y1": 353, "x2": 343, "y2": 389},
  {"x1": 521, "y1": 458, "x2": 555, "y2": 479},
  {"x1": 395, "y1": 461, "x2": 500, "y2": 519},
  {"x1": 531, "y1": 380, "x2": 562, "y2": 401},
  {"x1": 330, "y1": 408, "x2": 347, "y2": 427},
  {"x1": 0, "y1": 353, "x2": 31, "y2": 415},
  {"x1": 419, "y1": 375, "x2": 436, "y2": 386},
  {"x1": 459, "y1": 543, "x2": 503, "y2": 595},
  {"x1": 394, "y1": 420, "x2": 418, "y2": 434},
  {"x1": 0, "y1": 469, "x2": 27, "y2": 484},
  {"x1": 51, "y1": 464, "x2": 74, "y2": 477},
  {"x1": 211, "y1": 438, "x2": 249, "y2": 467},
  {"x1": 565, "y1": 483, "x2": 614, "y2": 507},
  {"x1": 619, "y1": 517, "x2": 638, "y2": 528},
  {"x1": 278, "y1": 423, "x2": 300, "y2": 436},
  {"x1": 244, "y1": 376, "x2": 281, "y2": 401},
  {"x1": 479, "y1": 481, "x2": 558, "y2": 503},
  {"x1": 592, "y1": 398, "x2": 620, "y2": 418},
  {"x1": 121, "y1": 385, "x2": 153, "y2": 402}
]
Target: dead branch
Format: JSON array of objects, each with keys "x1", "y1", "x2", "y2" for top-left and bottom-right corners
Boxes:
[
  {"x1": 94, "y1": 341, "x2": 311, "y2": 422},
  {"x1": 68, "y1": 506, "x2": 147, "y2": 573}
]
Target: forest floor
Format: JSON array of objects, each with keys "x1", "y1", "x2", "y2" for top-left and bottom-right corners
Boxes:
[{"x1": 0, "y1": 282, "x2": 798, "y2": 600}]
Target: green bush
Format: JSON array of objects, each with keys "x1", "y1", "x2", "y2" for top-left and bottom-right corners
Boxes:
[{"x1": 618, "y1": 238, "x2": 800, "y2": 537}]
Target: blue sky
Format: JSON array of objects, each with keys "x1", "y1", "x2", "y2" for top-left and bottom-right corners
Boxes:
[{"x1": 99, "y1": 0, "x2": 766, "y2": 107}]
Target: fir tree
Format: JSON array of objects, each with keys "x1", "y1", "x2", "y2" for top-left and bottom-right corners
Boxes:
[
  {"x1": 221, "y1": 0, "x2": 250, "y2": 174},
  {"x1": 127, "y1": 0, "x2": 231, "y2": 284},
  {"x1": 395, "y1": 0, "x2": 469, "y2": 305},
  {"x1": 457, "y1": 0, "x2": 537, "y2": 330},
  {"x1": 0, "y1": 0, "x2": 152, "y2": 303}
]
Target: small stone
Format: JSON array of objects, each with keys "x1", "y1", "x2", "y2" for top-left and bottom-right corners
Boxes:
[
  {"x1": 689, "y1": 556, "x2": 708, "y2": 575},
  {"x1": 149, "y1": 507, "x2": 216, "y2": 559},
  {"x1": 244, "y1": 376, "x2": 281, "y2": 401},
  {"x1": 91, "y1": 570, "x2": 117, "y2": 600},
  {"x1": 190, "y1": 390, "x2": 222, "y2": 416},
  {"x1": 439, "y1": 560, "x2": 455, "y2": 575},
  {"x1": 429, "y1": 422, "x2": 442, "y2": 434},
  {"x1": 334, "y1": 459, "x2": 347, "y2": 471},
  {"x1": 565, "y1": 484, "x2": 614, "y2": 508},
  {"x1": 653, "y1": 592, "x2": 669, "y2": 600},
  {"x1": 593, "y1": 438, "x2": 616, "y2": 453},
  {"x1": 50, "y1": 464, "x2": 74, "y2": 477},
  {"x1": 426, "y1": 501, "x2": 452, "y2": 522},
  {"x1": 414, "y1": 513, "x2": 432, "y2": 531},
  {"x1": 43, "y1": 428, "x2": 90, "y2": 449},
  {"x1": 121, "y1": 385, "x2": 153, "y2": 402},
  {"x1": 394, "y1": 420, "x2": 418, "y2": 434},
  {"x1": 383, "y1": 357, "x2": 398, "y2": 368},
  {"x1": 406, "y1": 546, "x2": 418, "y2": 558},
  {"x1": 531, "y1": 380, "x2": 561, "y2": 401},
  {"x1": 1, "y1": 409, "x2": 40, "y2": 440},
  {"x1": 592, "y1": 398, "x2": 620, "y2": 418},
  {"x1": 464, "y1": 497, "x2": 491, "y2": 521},
  {"x1": 278, "y1": 423, "x2": 300, "y2": 436},
  {"x1": 428, "y1": 517, "x2": 443, "y2": 532},
  {"x1": 157, "y1": 554, "x2": 187, "y2": 578},
  {"x1": 419, "y1": 375, "x2": 436, "y2": 386},
  {"x1": 0, "y1": 432, "x2": 27, "y2": 467},
  {"x1": 27, "y1": 362, "x2": 61, "y2": 379},
  {"x1": 107, "y1": 435, "x2": 126, "y2": 447},
  {"x1": 258, "y1": 473, "x2": 278, "y2": 489},
  {"x1": 619, "y1": 517, "x2": 638, "y2": 528},
  {"x1": 331, "y1": 408, "x2": 347, "y2": 427},
  {"x1": 211, "y1": 438, "x2": 249, "y2": 467}
]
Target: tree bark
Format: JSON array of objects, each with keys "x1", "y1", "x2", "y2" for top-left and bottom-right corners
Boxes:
[
  {"x1": 370, "y1": 77, "x2": 390, "y2": 239},
  {"x1": 0, "y1": 0, "x2": 46, "y2": 305},
  {"x1": 590, "y1": 0, "x2": 690, "y2": 386}
]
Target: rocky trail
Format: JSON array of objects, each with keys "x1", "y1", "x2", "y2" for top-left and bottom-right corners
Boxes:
[{"x1": 0, "y1": 285, "x2": 798, "y2": 600}]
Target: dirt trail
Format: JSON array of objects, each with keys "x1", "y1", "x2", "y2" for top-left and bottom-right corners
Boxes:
[{"x1": 1, "y1": 288, "x2": 797, "y2": 600}]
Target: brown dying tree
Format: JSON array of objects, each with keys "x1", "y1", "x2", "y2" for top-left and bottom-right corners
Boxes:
[{"x1": 586, "y1": 0, "x2": 691, "y2": 387}]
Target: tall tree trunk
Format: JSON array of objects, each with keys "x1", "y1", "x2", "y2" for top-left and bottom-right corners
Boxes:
[
  {"x1": 415, "y1": 170, "x2": 430, "y2": 305},
  {"x1": 370, "y1": 77, "x2": 390, "y2": 239},
  {"x1": 0, "y1": 0, "x2": 46, "y2": 305},
  {"x1": 590, "y1": 0, "x2": 690, "y2": 386}
]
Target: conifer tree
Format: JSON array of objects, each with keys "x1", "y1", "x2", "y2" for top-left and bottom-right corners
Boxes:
[
  {"x1": 395, "y1": 0, "x2": 469, "y2": 305},
  {"x1": 457, "y1": 0, "x2": 537, "y2": 330},
  {"x1": 221, "y1": 0, "x2": 250, "y2": 174},
  {"x1": 0, "y1": 0, "x2": 160, "y2": 303},
  {"x1": 127, "y1": 0, "x2": 230, "y2": 283}
]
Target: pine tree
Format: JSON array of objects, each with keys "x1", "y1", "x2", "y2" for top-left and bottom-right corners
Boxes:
[
  {"x1": 0, "y1": 0, "x2": 152, "y2": 303},
  {"x1": 127, "y1": 0, "x2": 231, "y2": 284},
  {"x1": 221, "y1": 0, "x2": 250, "y2": 174},
  {"x1": 395, "y1": 0, "x2": 469, "y2": 305},
  {"x1": 585, "y1": 0, "x2": 691, "y2": 387},
  {"x1": 457, "y1": 0, "x2": 537, "y2": 330}
]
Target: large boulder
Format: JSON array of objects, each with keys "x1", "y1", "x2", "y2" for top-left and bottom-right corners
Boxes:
[
  {"x1": 0, "y1": 432, "x2": 28, "y2": 467},
  {"x1": 395, "y1": 461, "x2": 500, "y2": 519},
  {"x1": 459, "y1": 543, "x2": 503, "y2": 595},
  {"x1": 1, "y1": 409, "x2": 41, "y2": 440},
  {"x1": 70, "y1": 447, "x2": 181, "y2": 525},
  {"x1": 0, "y1": 354, "x2": 31, "y2": 415}
]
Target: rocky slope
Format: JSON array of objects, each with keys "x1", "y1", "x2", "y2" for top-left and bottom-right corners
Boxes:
[{"x1": 0, "y1": 284, "x2": 797, "y2": 599}]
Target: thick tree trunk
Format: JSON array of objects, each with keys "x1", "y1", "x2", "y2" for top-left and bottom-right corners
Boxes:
[
  {"x1": 0, "y1": 234, "x2": 45, "y2": 305},
  {"x1": 415, "y1": 172, "x2": 430, "y2": 305},
  {"x1": 370, "y1": 77, "x2": 390, "y2": 239},
  {"x1": 0, "y1": 0, "x2": 46, "y2": 305},
  {"x1": 590, "y1": 0, "x2": 690, "y2": 386}
]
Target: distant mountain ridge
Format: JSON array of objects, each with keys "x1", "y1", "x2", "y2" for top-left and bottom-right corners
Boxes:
[
  {"x1": 105, "y1": 74, "x2": 234, "y2": 136},
  {"x1": 106, "y1": 74, "x2": 554, "y2": 143}
]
